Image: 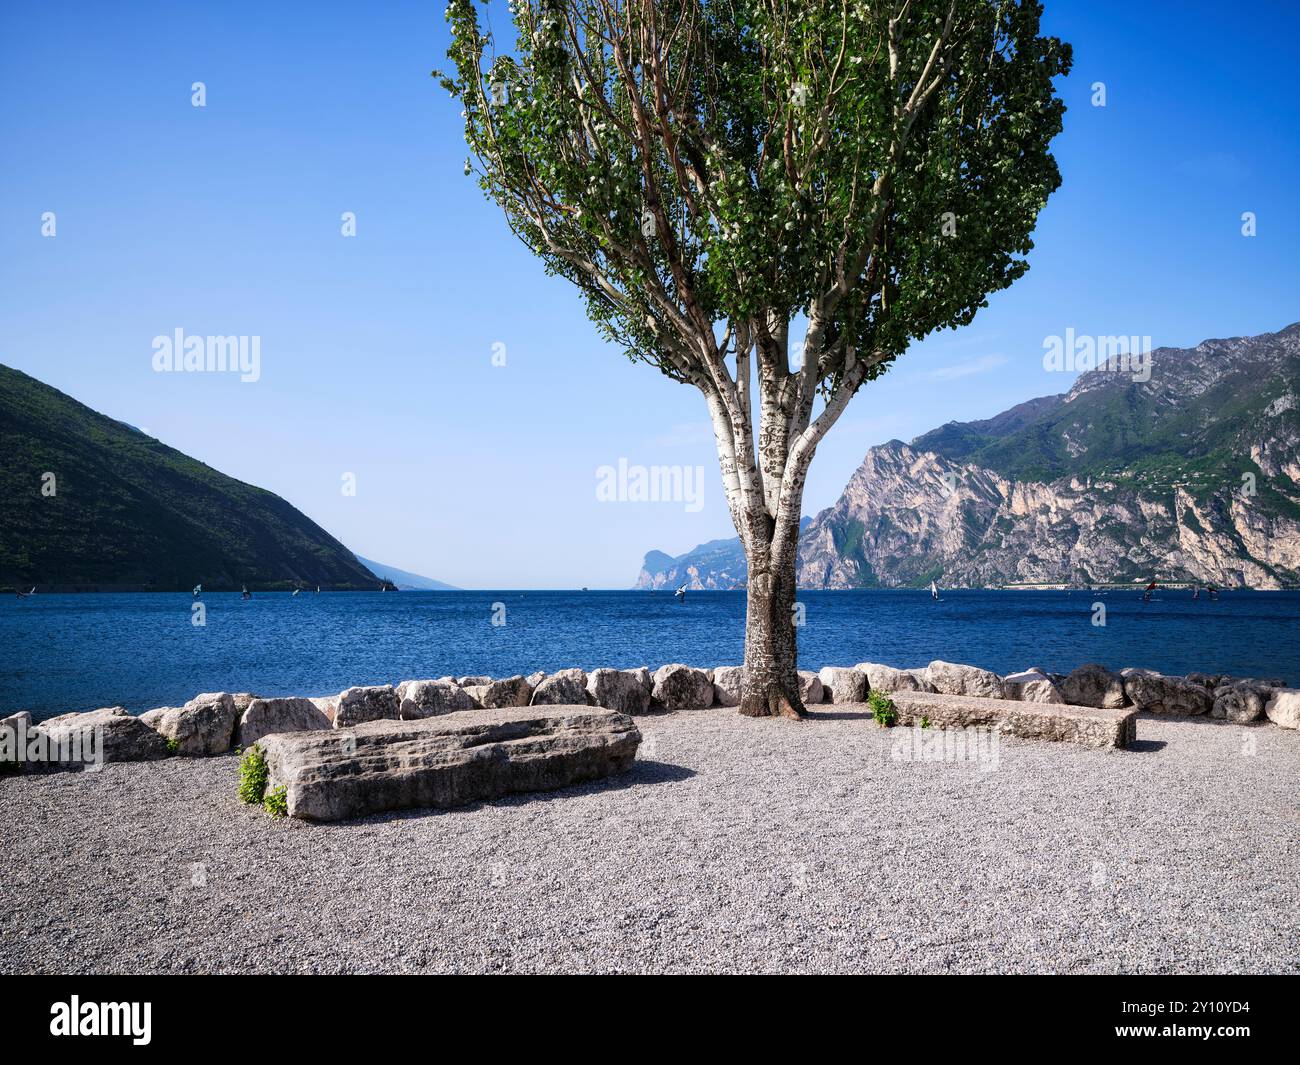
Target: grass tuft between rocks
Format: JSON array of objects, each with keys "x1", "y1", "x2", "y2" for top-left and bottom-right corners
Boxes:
[
  {"x1": 262, "y1": 785, "x2": 288, "y2": 818},
  {"x1": 237, "y1": 746, "x2": 269, "y2": 805},
  {"x1": 868, "y1": 690, "x2": 898, "y2": 728}
]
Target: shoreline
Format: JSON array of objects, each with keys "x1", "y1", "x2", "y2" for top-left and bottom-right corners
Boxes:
[
  {"x1": 5, "y1": 660, "x2": 1297, "y2": 765},
  {"x1": 6, "y1": 592, "x2": 1300, "y2": 722},
  {"x1": 6, "y1": 654, "x2": 1299, "y2": 724}
]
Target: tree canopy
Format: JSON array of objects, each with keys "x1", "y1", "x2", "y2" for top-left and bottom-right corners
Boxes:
[{"x1": 440, "y1": 0, "x2": 1071, "y2": 393}]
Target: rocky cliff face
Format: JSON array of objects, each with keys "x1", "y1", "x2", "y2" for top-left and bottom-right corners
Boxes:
[
  {"x1": 796, "y1": 439, "x2": 1300, "y2": 589},
  {"x1": 635, "y1": 537, "x2": 751, "y2": 590},
  {"x1": 637, "y1": 323, "x2": 1300, "y2": 590}
]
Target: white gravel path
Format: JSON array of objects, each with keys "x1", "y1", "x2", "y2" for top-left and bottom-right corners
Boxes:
[{"x1": 1, "y1": 707, "x2": 1296, "y2": 974}]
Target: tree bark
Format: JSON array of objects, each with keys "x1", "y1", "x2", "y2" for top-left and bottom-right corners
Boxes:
[{"x1": 738, "y1": 515, "x2": 804, "y2": 719}]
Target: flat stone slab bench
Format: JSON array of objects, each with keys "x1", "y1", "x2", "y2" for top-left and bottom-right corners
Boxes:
[
  {"x1": 887, "y1": 691, "x2": 1137, "y2": 750},
  {"x1": 258, "y1": 706, "x2": 641, "y2": 822}
]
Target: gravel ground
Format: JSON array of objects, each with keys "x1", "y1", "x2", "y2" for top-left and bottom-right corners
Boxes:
[{"x1": 2, "y1": 707, "x2": 1296, "y2": 974}]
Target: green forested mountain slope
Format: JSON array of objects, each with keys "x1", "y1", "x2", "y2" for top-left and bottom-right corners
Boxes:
[{"x1": 0, "y1": 366, "x2": 381, "y2": 590}]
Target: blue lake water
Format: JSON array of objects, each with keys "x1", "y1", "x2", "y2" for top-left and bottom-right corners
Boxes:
[{"x1": 2, "y1": 590, "x2": 1297, "y2": 720}]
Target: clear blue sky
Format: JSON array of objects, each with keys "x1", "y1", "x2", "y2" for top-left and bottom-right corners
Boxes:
[{"x1": 2, "y1": 0, "x2": 1297, "y2": 588}]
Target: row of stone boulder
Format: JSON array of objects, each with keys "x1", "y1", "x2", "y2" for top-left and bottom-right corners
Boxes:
[
  {"x1": 861, "y1": 660, "x2": 1297, "y2": 728},
  {"x1": 372, "y1": 660, "x2": 1295, "y2": 728},
  {"x1": 0, "y1": 693, "x2": 268, "y2": 771},
  {"x1": 4, "y1": 659, "x2": 1295, "y2": 773},
  {"x1": 0, "y1": 668, "x2": 691, "y2": 771}
]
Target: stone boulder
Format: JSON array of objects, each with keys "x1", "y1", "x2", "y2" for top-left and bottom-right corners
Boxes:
[
  {"x1": 906, "y1": 669, "x2": 935, "y2": 691},
  {"x1": 924, "y1": 661, "x2": 1005, "y2": 700},
  {"x1": 236, "y1": 697, "x2": 332, "y2": 747},
  {"x1": 890, "y1": 691, "x2": 1137, "y2": 750},
  {"x1": 798, "y1": 671, "x2": 825, "y2": 705},
  {"x1": 395, "y1": 678, "x2": 451, "y2": 701},
  {"x1": 1002, "y1": 670, "x2": 1065, "y2": 704},
  {"x1": 855, "y1": 663, "x2": 927, "y2": 693},
  {"x1": 525, "y1": 670, "x2": 547, "y2": 690},
  {"x1": 586, "y1": 669, "x2": 651, "y2": 715},
  {"x1": 530, "y1": 668, "x2": 590, "y2": 706},
  {"x1": 457, "y1": 675, "x2": 492, "y2": 687},
  {"x1": 631, "y1": 667, "x2": 653, "y2": 692},
  {"x1": 398, "y1": 680, "x2": 475, "y2": 720},
  {"x1": 395, "y1": 678, "x2": 454, "y2": 701},
  {"x1": 651, "y1": 664, "x2": 714, "y2": 711},
  {"x1": 142, "y1": 692, "x2": 238, "y2": 755},
  {"x1": 257, "y1": 706, "x2": 641, "y2": 821},
  {"x1": 231, "y1": 693, "x2": 260, "y2": 714},
  {"x1": 1121, "y1": 670, "x2": 1212, "y2": 716},
  {"x1": 37, "y1": 707, "x2": 170, "y2": 768},
  {"x1": 0, "y1": 711, "x2": 32, "y2": 770},
  {"x1": 1265, "y1": 690, "x2": 1300, "y2": 730},
  {"x1": 1210, "y1": 681, "x2": 1272, "y2": 724},
  {"x1": 712, "y1": 665, "x2": 744, "y2": 707},
  {"x1": 475, "y1": 675, "x2": 534, "y2": 709},
  {"x1": 334, "y1": 685, "x2": 401, "y2": 727},
  {"x1": 818, "y1": 666, "x2": 868, "y2": 704},
  {"x1": 1, "y1": 710, "x2": 32, "y2": 734},
  {"x1": 1061, "y1": 664, "x2": 1128, "y2": 709},
  {"x1": 460, "y1": 685, "x2": 488, "y2": 707},
  {"x1": 309, "y1": 696, "x2": 338, "y2": 724}
]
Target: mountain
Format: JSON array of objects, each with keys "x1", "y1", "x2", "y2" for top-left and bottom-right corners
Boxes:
[
  {"x1": 637, "y1": 519, "x2": 814, "y2": 590},
  {"x1": 0, "y1": 365, "x2": 383, "y2": 591},
  {"x1": 634, "y1": 323, "x2": 1300, "y2": 590},
  {"x1": 636, "y1": 537, "x2": 750, "y2": 590},
  {"x1": 354, "y1": 555, "x2": 458, "y2": 591}
]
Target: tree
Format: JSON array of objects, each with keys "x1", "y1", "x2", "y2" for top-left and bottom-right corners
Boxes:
[{"x1": 439, "y1": 0, "x2": 1071, "y2": 718}]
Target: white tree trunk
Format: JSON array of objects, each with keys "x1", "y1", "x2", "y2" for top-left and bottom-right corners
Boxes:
[{"x1": 738, "y1": 509, "x2": 804, "y2": 718}]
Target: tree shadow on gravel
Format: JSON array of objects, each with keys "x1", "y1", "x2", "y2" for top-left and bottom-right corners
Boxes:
[{"x1": 1126, "y1": 739, "x2": 1168, "y2": 753}]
